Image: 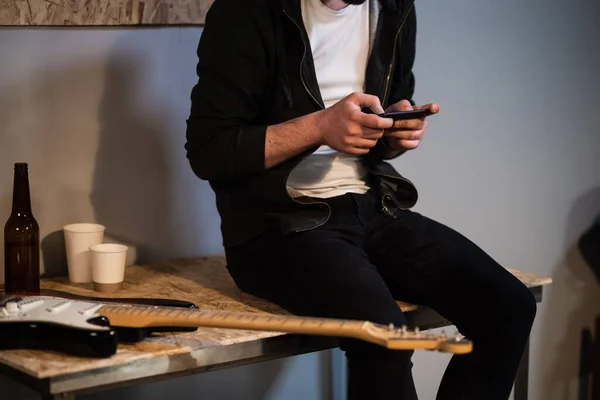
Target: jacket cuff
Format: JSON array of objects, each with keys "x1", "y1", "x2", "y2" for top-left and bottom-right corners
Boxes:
[{"x1": 235, "y1": 124, "x2": 268, "y2": 176}]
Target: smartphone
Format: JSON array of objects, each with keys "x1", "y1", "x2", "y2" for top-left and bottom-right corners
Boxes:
[{"x1": 378, "y1": 109, "x2": 432, "y2": 120}]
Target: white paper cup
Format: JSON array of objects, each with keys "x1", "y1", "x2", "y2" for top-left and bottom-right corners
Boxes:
[
  {"x1": 89, "y1": 243, "x2": 128, "y2": 293},
  {"x1": 63, "y1": 223, "x2": 105, "y2": 283}
]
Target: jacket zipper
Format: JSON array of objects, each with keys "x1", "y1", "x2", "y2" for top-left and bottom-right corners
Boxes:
[
  {"x1": 373, "y1": 1, "x2": 417, "y2": 212},
  {"x1": 281, "y1": 8, "x2": 330, "y2": 233},
  {"x1": 381, "y1": 195, "x2": 398, "y2": 219},
  {"x1": 282, "y1": 9, "x2": 325, "y2": 110},
  {"x1": 381, "y1": 2, "x2": 415, "y2": 107}
]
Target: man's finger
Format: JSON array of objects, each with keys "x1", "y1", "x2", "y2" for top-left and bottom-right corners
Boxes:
[
  {"x1": 399, "y1": 139, "x2": 421, "y2": 150},
  {"x1": 352, "y1": 92, "x2": 385, "y2": 114},
  {"x1": 391, "y1": 119, "x2": 426, "y2": 130},
  {"x1": 357, "y1": 113, "x2": 394, "y2": 130},
  {"x1": 352, "y1": 138, "x2": 379, "y2": 149},
  {"x1": 361, "y1": 127, "x2": 385, "y2": 139},
  {"x1": 386, "y1": 99, "x2": 413, "y2": 112},
  {"x1": 398, "y1": 99, "x2": 413, "y2": 111},
  {"x1": 414, "y1": 103, "x2": 440, "y2": 114},
  {"x1": 384, "y1": 129, "x2": 425, "y2": 141}
]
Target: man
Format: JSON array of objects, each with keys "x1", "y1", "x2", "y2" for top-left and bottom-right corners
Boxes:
[{"x1": 185, "y1": 0, "x2": 537, "y2": 398}]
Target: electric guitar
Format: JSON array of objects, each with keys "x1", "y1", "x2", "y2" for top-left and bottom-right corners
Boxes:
[{"x1": 0, "y1": 295, "x2": 472, "y2": 358}]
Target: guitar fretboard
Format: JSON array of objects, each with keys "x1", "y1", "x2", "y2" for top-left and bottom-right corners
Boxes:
[{"x1": 98, "y1": 305, "x2": 367, "y2": 339}]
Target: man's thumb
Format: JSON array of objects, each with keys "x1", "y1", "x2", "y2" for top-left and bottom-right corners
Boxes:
[{"x1": 399, "y1": 99, "x2": 413, "y2": 111}]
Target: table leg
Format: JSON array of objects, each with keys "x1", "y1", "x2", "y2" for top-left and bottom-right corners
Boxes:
[{"x1": 514, "y1": 339, "x2": 530, "y2": 400}]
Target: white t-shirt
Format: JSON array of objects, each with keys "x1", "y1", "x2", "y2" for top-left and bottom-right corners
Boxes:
[{"x1": 286, "y1": 0, "x2": 370, "y2": 199}]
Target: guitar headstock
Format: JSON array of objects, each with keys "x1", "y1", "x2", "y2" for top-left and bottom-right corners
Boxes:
[{"x1": 360, "y1": 322, "x2": 472, "y2": 354}]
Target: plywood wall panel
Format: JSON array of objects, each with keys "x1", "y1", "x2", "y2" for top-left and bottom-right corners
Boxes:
[{"x1": 0, "y1": 0, "x2": 214, "y2": 26}]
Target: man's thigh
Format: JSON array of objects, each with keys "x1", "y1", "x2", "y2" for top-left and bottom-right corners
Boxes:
[
  {"x1": 369, "y1": 210, "x2": 535, "y2": 332},
  {"x1": 229, "y1": 226, "x2": 407, "y2": 326}
]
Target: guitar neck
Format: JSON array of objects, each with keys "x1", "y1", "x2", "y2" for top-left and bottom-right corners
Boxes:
[{"x1": 98, "y1": 305, "x2": 369, "y2": 342}]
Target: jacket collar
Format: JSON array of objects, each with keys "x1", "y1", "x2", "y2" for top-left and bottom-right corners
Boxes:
[{"x1": 280, "y1": 0, "x2": 414, "y2": 107}]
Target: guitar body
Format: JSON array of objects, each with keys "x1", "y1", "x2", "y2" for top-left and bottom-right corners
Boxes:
[
  {"x1": 0, "y1": 294, "x2": 199, "y2": 358},
  {"x1": 0, "y1": 318, "x2": 118, "y2": 358}
]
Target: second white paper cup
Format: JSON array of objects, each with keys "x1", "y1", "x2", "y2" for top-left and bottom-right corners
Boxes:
[
  {"x1": 63, "y1": 223, "x2": 105, "y2": 283},
  {"x1": 90, "y1": 243, "x2": 128, "y2": 293}
]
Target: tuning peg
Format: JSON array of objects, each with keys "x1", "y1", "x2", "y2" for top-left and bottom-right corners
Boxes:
[
  {"x1": 394, "y1": 325, "x2": 407, "y2": 335},
  {"x1": 388, "y1": 323, "x2": 395, "y2": 331},
  {"x1": 414, "y1": 326, "x2": 421, "y2": 337}
]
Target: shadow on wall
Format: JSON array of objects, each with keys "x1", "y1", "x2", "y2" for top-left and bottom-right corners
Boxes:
[
  {"x1": 0, "y1": 56, "x2": 110, "y2": 278},
  {"x1": 41, "y1": 230, "x2": 67, "y2": 277},
  {"x1": 540, "y1": 187, "x2": 600, "y2": 400},
  {"x1": 0, "y1": 34, "x2": 291, "y2": 399},
  {"x1": 90, "y1": 45, "x2": 174, "y2": 265}
]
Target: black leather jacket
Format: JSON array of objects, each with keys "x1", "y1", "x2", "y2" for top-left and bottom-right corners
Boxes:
[{"x1": 185, "y1": 0, "x2": 419, "y2": 247}]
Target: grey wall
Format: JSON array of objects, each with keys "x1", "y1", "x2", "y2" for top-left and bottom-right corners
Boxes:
[
  {"x1": 1, "y1": 0, "x2": 599, "y2": 399},
  {"x1": 406, "y1": 2, "x2": 600, "y2": 399}
]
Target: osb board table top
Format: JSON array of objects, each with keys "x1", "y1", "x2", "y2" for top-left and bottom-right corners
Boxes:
[{"x1": 0, "y1": 255, "x2": 552, "y2": 381}]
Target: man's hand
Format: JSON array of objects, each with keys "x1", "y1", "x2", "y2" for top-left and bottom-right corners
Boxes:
[
  {"x1": 315, "y1": 92, "x2": 394, "y2": 156},
  {"x1": 382, "y1": 100, "x2": 440, "y2": 151}
]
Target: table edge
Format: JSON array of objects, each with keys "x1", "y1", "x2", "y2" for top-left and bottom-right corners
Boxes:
[{"x1": 0, "y1": 277, "x2": 552, "y2": 389}]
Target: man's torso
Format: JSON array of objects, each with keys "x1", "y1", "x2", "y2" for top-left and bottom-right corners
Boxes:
[{"x1": 287, "y1": 0, "x2": 371, "y2": 199}]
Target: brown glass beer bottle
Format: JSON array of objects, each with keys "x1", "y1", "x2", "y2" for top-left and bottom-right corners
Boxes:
[{"x1": 4, "y1": 162, "x2": 40, "y2": 295}]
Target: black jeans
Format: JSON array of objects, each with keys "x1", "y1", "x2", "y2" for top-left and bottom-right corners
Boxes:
[{"x1": 225, "y1": 191, "x2": 537, "y2": 400}]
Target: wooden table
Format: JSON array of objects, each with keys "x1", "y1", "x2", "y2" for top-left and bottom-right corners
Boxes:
[{"x1": 0, "y1": 256, "x2": 552, "y2": 400}]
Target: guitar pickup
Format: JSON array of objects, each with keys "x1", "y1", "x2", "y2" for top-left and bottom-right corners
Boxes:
[
  {"x1": 46, "y1": 300, "x2": 72, "y2": 313},
  {"x1": 17, "y1": 299, "x2": 44, "y2": 312},
  {"x1": 79, "y1": 304, "x2": 103, "y2": 316}
]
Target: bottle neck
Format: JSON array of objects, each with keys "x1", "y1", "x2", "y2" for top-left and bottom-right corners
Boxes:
[{"x1": 11, "y1": 163, "x2": 33, "y2": 216}]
